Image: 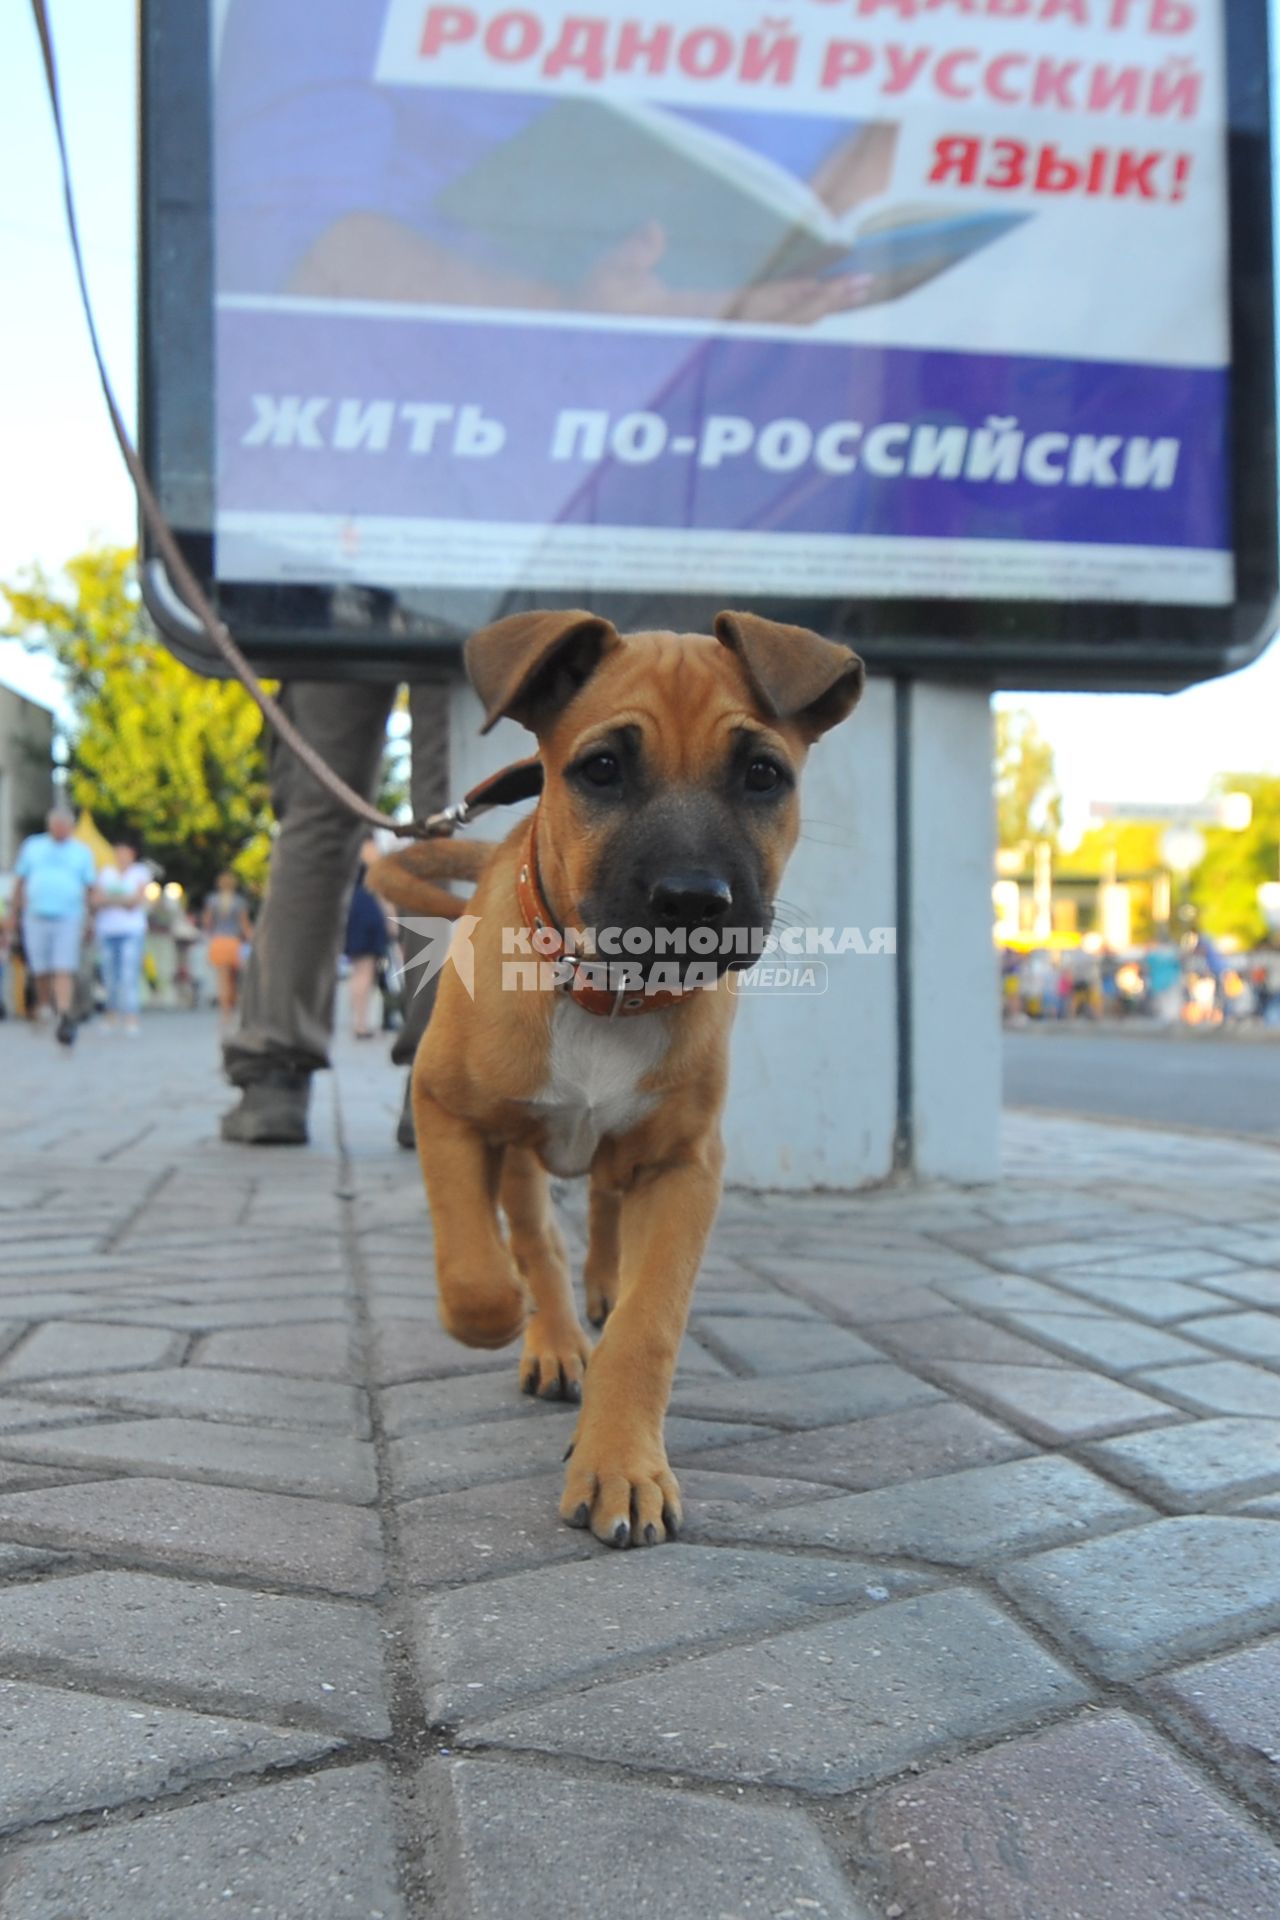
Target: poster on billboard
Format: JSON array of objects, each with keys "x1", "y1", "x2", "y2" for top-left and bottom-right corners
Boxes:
[{"x1": 210, "y1": 0, "x2": 1235, "y2": 614}]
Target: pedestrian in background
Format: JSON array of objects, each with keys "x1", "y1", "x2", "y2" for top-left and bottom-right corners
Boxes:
[
  {"x1": 203, "y1": 872, "x2": 253, "y2": 1031},
  {"x1": 7, "y1": 806, "x2": 95, "y2": 1046},
  {"x1": 343, "y1": 847, "x2": 389, "y2": 1041},
  {"x1": 95, "y1": 838, "x2": 151, "y2": 1035},
  {"x1": 220, "y1": 678, "x2": 449, "y2": 1148}
]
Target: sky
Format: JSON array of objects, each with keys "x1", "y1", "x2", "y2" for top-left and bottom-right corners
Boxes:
[{"x1": 1, "y1": 0, "x2": 1278, "y2": 833}]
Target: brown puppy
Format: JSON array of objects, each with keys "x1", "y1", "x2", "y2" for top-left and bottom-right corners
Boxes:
[{"x1": 371, "y1": 610, "x2": 863, "y2": 1547}]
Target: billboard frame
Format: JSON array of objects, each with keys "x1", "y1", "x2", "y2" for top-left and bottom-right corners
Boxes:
[{"x1": 139, "y1": 0, "x2": 1278, "y2": 692}]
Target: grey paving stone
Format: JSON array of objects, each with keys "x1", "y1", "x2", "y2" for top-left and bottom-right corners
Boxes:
[
  {"x1": 467, "y1": 1586, "x2": 1086, "y2": 1793},
  {"x1": 1087, "y1": 1250, "x2": 1255, "y2": 1282},
  {"x1": 1086, "y1": 1418, "x2": 1280, "y2": 1508},
  {"x1": 1047, "y1": 1273, "x2": 1236, "y2": 1323},
  {"x1": 0, "y1": 1545, "x2": 68, "y2": 1579},
  {"x1": 441, "y1": 1757, "x2": 869, "y2": 1920},
  {"x1": 1195, "y1": 1268, "x2": 1280, "y2": 1310},
  {"x1": 695, "y1": 1398, "x2": 1031, "y2": 1490},
  {"x1": 0, "y1": 1761, "x2": 404, "y2": 1918},
  {"x1": 106, "y1": 1299, "x2": 352, "y2": 1334},
  {"x1": 134, "y1": 1273, "x2": 352, "y2": 1305},
  {"x1": 0, "y1": 1479, "x2": 383, "y2": 1597},
  {"x1": 0, "y1": 1290, "x2": 156, "y2": 1317},
  {"x1": 687, "y1": 1289, "x2": 822, "y2": 1319},
  {"x1": 0, "y1": 1417, "x2": 378, "y2": 1504},
  {"x1": 818, "y1": 1281, "x2": 967, "y2": 1323},
  {"x1": 934, "y1": 1271, "x2": 1100, "y2": 1316},
  {"x1": 713, "y1": 1455, "x2": 1150, "y2": 1565},
  {"x1": 999, "y1": 1516, "x2": 1280, "y2": 1679},
  {"x1": 1142, "y1": 1638, "x2": 1280, "y2": 1818},
  {"x1": 691, "y1": 1316, "x2": 880, "y2": 1376},
  {"x1": 368, "y1": 1316, "x2": 510, "y2": 1385},
  {"x1": 0, "y1": 1322, "x2": 178, "y2": 1382},
  {"x1": 382, "y1": 1372, "x2": 567, "y2": 1437},
  {"x1": 873, "y1": 1313, "x2": 1071, "y2": 1369},
  {"x1": 926, "y1": 1361, "x2": 1177, "y2": 1443},
  {"x1": 0, "y1": 1571, "x2": 389, "y2": 1737},
  {"x1": 1191, "y1": 1312, "x2": 1280, "y2": 1365},
  {"x1": 0, "y1": 1677, "x2": 340, "y2": 1838},
  {"x1": 417, "y1": 1543, "x2": 927, "y2": 1720},
  {"x1": 1000, "y1": 1242, "x2": 1238, "y2": 1281},
  {"x1": 400, "y1": 1464, "x2": 828, "y2": 1586},
  {"x1": 400, "y1": 1473, "x2": 597, "y2": 1585},
  {"x1": 672, "y1": 1340, "x2": 733, "y2": 1380},
  {"x1": 668, "y1": 1364, "x2": 940, "y2": 1431},
  {"x1": 1005, "y1": 1311, "x2": 1207, "y2": 1372},
  {"x1": 193, "y1": 1322, "x2": 356, "y2": 1379},
  {"x1": 390, "y1": 1415, "x2": 766, "y2": 1500},
  {"x1": 866, "y1": 1709, "x2": 1280, "y2": 1920},
  {"x1": 23, "y1": 1367, "x2": 371, "y2": 1435},
  {"x1": 0, "y1": 1398, "x2": 114, "y2": 1435}
]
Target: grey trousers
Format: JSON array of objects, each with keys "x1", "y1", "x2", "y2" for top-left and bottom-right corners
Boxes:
[{"x1": 223, "y1": 680, "x2": 449, "y2": 1086}]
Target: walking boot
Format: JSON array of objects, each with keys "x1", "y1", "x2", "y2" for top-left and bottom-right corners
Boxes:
[
  {"x1": 396, "y1": 1072, "x2": 416, "y2": 1151},
  {"x1": 221, "y1": 1069, "x2": 311, "y2": 1146}
]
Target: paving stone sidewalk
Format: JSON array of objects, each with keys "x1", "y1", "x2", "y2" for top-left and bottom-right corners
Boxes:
[{"x1": 0, "y1": 1012, "x2": 1279, "y2": 1917}]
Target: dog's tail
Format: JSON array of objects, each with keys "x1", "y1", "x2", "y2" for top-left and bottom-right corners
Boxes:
[{"x1": 367, "y1": 840, "x2": 493, "y2": 921}]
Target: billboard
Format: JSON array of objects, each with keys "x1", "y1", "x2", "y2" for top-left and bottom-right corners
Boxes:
[{"x1": 140, "y1": 0, "x2": 1277, "y2": 686}]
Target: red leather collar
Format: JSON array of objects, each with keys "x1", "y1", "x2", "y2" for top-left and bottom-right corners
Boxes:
[{"x1": 514, "y1": 815, "x2": 687, "y2": 1018}]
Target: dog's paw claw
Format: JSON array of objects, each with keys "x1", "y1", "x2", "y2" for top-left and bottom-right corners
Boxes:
[
  {"x1": 559, "y1": 1446, "x2": 682, "y2": 1549},
  {"x1": 518, "y1": 1321, "x2": 592, "y2": 1404}
]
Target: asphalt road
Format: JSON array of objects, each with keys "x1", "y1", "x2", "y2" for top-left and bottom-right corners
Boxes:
[{"x1": 1003, "y1": 1028, "x2": 1280, "y2": 1140}]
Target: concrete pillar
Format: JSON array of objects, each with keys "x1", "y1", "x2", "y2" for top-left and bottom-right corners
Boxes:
[{"x1": 441, "y1": 670, "x2": 999, "y2": 1192}]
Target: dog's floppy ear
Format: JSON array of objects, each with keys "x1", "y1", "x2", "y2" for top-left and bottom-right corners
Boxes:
[
  {"x1": 714, "y1": 612, "x2": 864, "y2": 740},
  {"x1": 466, "y1": 610, "x2": 622, "y2": 736}
]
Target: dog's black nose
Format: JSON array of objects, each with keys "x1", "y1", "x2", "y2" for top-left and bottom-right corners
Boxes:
[{"x1": 649, "y1": 872, "x2": 734, "y2": 926}]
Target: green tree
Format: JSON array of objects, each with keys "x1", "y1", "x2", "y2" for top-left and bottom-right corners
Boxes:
[
  {"x1": 2, "y1": 545, "x2": 273, "y2": 899},
  {"x1": 995, "y1": 707, "x2": 1062, "y2": 850},
  {"x1": 1188, "y1": 774, "x2": 1280, "y2": 946}
]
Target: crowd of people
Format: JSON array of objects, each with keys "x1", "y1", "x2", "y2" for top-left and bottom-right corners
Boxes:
[
  {"x1": 0, "y1": 808, "x2": 407, "y2": 1058},
  {"x1": 1001, "y1": 936, "x2": 1280, "y2": 1028}
]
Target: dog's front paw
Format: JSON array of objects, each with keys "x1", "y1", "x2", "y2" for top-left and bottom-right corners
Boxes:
[
  {"x1": 559, "y1": 1422, "x2": 682, "y2": 1548},
  {"x1": 520, "y1": 1316, "x2": 592, "y2": 1402},
  {"x1": 437, "y1": 1260, "x2": 527, "y2": 1350}
]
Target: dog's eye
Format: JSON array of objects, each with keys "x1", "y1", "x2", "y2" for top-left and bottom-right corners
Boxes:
[
  {"x1": 579, "y1": 752, "x2": 621, "y2": 789},
  {"x1": 745, "y1": 758, "x2": 786, "y2": 794}
]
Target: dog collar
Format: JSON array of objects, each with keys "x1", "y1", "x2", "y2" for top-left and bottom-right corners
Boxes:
[{"x1": 514, "y1": 815, "x2": 686, "y2": 1019}]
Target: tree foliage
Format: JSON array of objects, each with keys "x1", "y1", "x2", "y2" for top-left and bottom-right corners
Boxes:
[
  {"x1": 995, "y1": 708, "x2": 1062, "y2": 849},
  {"x1": 1188, "y1": 774, "x2": 1280, "y2": 946},
  {"x1": 2, "y1": 546, "x2": 273, "y2": 899}
]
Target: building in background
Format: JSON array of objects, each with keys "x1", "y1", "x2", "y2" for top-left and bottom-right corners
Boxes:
[{"x1": 0, "y1": 679, "x2": 54, "y2": 870}]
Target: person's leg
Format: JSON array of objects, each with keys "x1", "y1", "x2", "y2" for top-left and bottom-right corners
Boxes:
[
  {"x1": 49, "y1": 917, "x2": 83, "y2": 1041},
  {"x1": 120, "y1": 931, "x2": 144, "y2": 1030},
  {"x1": 22, "y1": 917, "x2": 54, "y2": 1022},
  {"x1": 350, "y1": 954, "x2": 377, "y2": 1037},
  {"x1": 101, "y1": 935, "x2": 123, "y2": 1022},
  {"x1": 222, "y1": 681, "x2": 393, "y2": 1142},
  {"x1": 391, "y1": 679, "x2": 452, "y2": 1145}
]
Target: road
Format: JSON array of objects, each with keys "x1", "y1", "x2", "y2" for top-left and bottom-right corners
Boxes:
[{"x1": 1004, "y1": 1028, "x2": 1280, "y2": 1140}]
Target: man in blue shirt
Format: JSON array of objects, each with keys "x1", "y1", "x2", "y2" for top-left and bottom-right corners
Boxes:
[{"x1": 8, "y1": 807, "x2": 96, "y2": 1046}]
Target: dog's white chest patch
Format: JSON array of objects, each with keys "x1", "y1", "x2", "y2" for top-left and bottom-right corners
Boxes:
[{"x1": 531, "y1": 1001, "x2": 669, "y2": 1177}]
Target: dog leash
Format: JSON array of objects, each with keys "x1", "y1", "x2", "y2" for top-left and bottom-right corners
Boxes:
[{"x1": 29, "y1": 0, "x2": 508, "y2": 846}]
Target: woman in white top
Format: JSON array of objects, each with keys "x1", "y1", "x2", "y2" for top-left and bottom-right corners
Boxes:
[{"x1": 95, "y1": 840, "x2": 152, "y2": 1034}]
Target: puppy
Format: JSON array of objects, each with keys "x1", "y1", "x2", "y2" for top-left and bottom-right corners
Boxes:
[{"x1": 371, "y1": 610, "x2": 863, "y2": 1546}]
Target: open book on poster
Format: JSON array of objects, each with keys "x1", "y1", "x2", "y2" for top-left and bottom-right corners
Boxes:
[{"x1": 434, "y1": 98, "x2": 1029, "y2": 299}]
